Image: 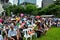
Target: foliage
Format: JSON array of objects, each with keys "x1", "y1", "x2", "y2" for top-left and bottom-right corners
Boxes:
[
  {"x1": 25, "y1": 4, "x2": 38, "y2": 15},
  {"x1": 4, "y1": 3, "x2": 60, "y2": 17},
  {"x1": 3, "y1": 3, "x2": 11, "y2": 9},
  {"x1": 5, "y1": 5, "x2": 24, "y2": 16},
  {"x1": 38, "y1": 4, "x2": 60, "y2": 17},
  {"x1": 4, "y1": 4, "x2": 38, "y2": 16},
  {"x1": 54, "y1": 0, "x2": 60, "y2": 5}
]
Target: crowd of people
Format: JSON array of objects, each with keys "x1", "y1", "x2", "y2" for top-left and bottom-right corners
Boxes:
[{"x1": 0, "y1": 14, "x2": 52, "y2": 40}]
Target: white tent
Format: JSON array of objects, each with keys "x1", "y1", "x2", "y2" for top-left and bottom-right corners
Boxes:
[{"x1": 41, "y1": 15, "x2": 55, "y2": 18}]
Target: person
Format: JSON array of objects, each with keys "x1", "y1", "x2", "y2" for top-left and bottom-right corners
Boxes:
[
  {"x1": 15, "y1": 16, "x2": 20, "y2": 21},
  {"x1": 0, "y1": 22, "x2": 3, "y2": 35},
  {"x1": 8, "y1": 23, "x2": 23, "y2": 40},
  {"x1": 34, "y1": 20, "x2": 43, "y2": 38},
  {"x1": 0, "y1": 17, "x2": 3, "y2": 23},
  {"x1": 0, "y1": 33, "x2": 3, "y2": 40},
  {"x1": 8, "y1": 23, "x2": 17, "y2": 40},
  {"x1": 3, "y1": 24, "x2": 8, "y2": 40}
]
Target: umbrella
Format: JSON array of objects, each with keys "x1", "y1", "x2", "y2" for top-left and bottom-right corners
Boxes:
[
  {"x1": 36, "y1": 16, "x2": 41, "y2": 19},
  {"x1": 20, "y1": 13, "x2": 24, "y2": 17}
]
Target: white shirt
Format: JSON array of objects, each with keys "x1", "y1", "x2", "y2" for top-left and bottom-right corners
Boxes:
[
  {"x1": 0, "y1": 35, "x2": 3, "y2": 40},
  {"x1": 8, "y1": 29, "x2": 17, "y2": 37}
]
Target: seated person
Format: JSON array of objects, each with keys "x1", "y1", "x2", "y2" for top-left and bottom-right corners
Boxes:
[
  {"x1": 0, "y1": 30, "x2": 3, "y2": 40},
  {"x1": 8, "y1": 24, "x2": 17, "y2": 40}
]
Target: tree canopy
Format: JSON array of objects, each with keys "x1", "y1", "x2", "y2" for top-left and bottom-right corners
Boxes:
[{"x1": 4, "y1": 3, "x2": 60, "y2": 17}]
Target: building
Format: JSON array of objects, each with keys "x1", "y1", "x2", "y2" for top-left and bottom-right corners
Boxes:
[
  {"x1": 9, "y1": 0, "x2": 18, "y2": 5},
  {"x1": 7, "y1": 0, "x2": 58, "y2": 8},
  {"x1": 18, "y1": 0, "x2": 55, "y2": 8},
  {"x1": 0, "y1": 0, "x2": 9, "y2": 7},
  {"x1": 0, "y1": 0, "x2": 9, "y2": 4},
  {"x1": 9, "y1": 0, "x2": 52, "y2": 8},
  {"x1": 9, "y1": 0, "x2": 42, "y2": 8},
  {"x1": 19, "y1": 0, "x2": 36, "y2": 4},
  {"x1": 0, "y1": 4, "x2": 4, "y2": 14},
  {"x1": 42, "y1": 0, "x2": 55, "y2": 7},
  {"x1": 36, "y1": 0, "x2": 42, "y2": 8},
  {"x1": 18, "y1": 0, "x2": 42, "y2": 8},
  {"x1": 0, "y1": 0, "x2": 7, "y2": 14}
]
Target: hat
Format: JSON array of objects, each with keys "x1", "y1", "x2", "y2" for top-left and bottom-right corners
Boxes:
[
  {"x1": 10, "y1": 23, "x2": 14, "y2": 27},
  {"x1": 11, "y1": 18, "x2": 16, "y2": 21},
  {"x1": 38, "y1": 20, "x2": 41, "y2": 22}
]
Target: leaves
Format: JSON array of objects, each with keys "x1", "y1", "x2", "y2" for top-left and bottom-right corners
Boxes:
[
  {"x1": 4, "y1": 3, "x2": 60, "y2": 17},
  {"x1": 4, "y1": 4, "x2": 38, "y2": 16}
]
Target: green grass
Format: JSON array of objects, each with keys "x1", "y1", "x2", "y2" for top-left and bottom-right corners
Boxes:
[{"x1": 35, "y1": 27, "x2": 60, "y2": 40}]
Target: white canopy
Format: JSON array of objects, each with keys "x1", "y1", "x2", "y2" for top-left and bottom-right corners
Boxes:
[{"x1": 41, "y1": 15, "x2": 54, "y2": 18}]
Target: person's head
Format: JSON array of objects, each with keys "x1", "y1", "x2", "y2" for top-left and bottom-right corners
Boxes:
[
  {"x1": 5, "y1": 24, "x2": 8, "y2": 27},
  {"x1": 35, "y1": 21, "x2": 37, "y2": 24},
  {"x1": 10, "y1": 23, "x2": 14, "y2": 30}
]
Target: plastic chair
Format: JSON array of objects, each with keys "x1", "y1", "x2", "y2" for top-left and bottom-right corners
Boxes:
[{"x1": 23, "y1": 29, "x2": 32, "y2": 40}]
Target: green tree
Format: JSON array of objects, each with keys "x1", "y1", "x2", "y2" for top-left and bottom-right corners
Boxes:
[
  {"x1": 25, "y1": 4, "x2": 38, "y2": 15},
  {"x1": 5, "y1": 5, "x2": 13, "y2": 16},
  {"x1": 38, "y1": 4, "x2": 60, "y2": 17},
  {"x1": 5, "y1": 5, "x2": 25, "y2": 16},
  {"x1": 54, "y1": 0, "x2": 60, "y2": 5}
]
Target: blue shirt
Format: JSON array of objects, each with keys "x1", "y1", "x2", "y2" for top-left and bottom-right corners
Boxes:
[
  {"x1": 0, "y1": 35, "x2": 3, "y2": 40},
  {"x1": 8, "y1": 29, "x2": 17, "y2": 37}
]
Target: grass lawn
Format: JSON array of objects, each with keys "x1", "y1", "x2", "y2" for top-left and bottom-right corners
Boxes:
[{"x1": 35, "y1": 27, "x2": 60, "y2": 40}]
